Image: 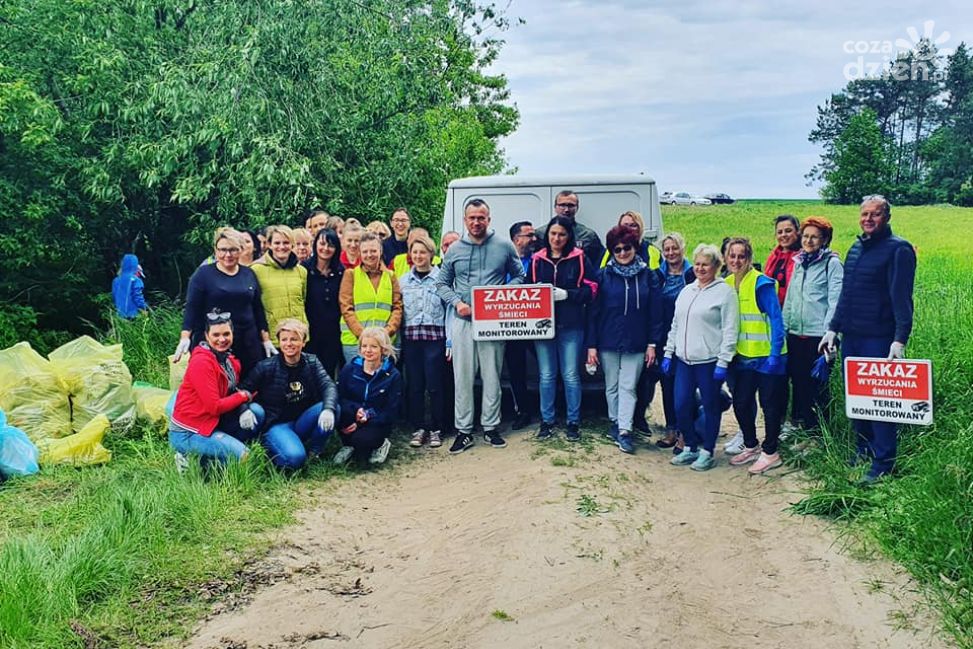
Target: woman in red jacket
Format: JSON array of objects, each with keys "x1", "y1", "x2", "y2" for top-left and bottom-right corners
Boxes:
[
  {"x1": 764, "y1": 214, "x2": 801, "y2": 305},
  {"x1": 168, "y1": 311, "x2": 263, "y2": 469}
]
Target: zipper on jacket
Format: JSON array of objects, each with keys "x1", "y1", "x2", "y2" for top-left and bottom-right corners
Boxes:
[{"x1": 683, "y1": 287, "x2": 704, "y2": 361}]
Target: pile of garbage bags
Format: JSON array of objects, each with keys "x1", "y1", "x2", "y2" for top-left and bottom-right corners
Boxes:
[{"x1": 0, "y1": 336, "x2": 174, "y2": 477}]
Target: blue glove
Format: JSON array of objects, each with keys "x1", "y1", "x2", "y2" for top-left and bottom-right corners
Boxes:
[
  {"x1": 765, "y1": 355, "x2": 782, "y2": 373},
  {"x1": 660, "y1": 357, "x2": 672, "y2": 376},
  {"x1": 713, "y1": 365, "x2": 728, "y2": 382}
]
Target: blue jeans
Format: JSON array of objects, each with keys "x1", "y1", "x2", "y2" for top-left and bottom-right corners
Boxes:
[
  {"x1": 167, "y1": 403, "x2": 265, "y2": 465},
  {"x1": 673, "y1": 359, "x2": 724, "y2": 453},
  {"x1": 534, "y1": 327, "x2": 584, "y2": 425},
  {"x1": 842, "y1": 334, "x2": 897, "y2": 476},
  {"x1": 262, "y1": 403, "x2": 336, "y2": 470}
]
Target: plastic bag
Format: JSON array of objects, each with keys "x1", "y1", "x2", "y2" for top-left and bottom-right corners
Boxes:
[
  {"x1": 0, "y1": 342, "x2": 72, "y2": 441},
  {"x1": 0, "y1": 409, "x2": 40, "y2": 477},
  {"x1": 169, "y1": 353, "x2": 189, "y2": 391},
  {"x1": 49, "y1": 336, "x2": 135, "y2": 430},
  {"x1": 36, "y1": 414, "x2": 112, "y2": 466},
  {"x1": 132, "y1": 383, "x2": 173, "y2": 425}
]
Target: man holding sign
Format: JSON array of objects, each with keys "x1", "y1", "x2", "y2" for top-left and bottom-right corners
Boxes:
[
  {"x1": 820, "y1": 194, "x2": 917, "y2": 483},
  {"x1": 436, "y1": 199, "x2": 526, "y2": 454}
]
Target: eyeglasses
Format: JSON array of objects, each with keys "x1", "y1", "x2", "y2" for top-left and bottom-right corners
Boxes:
[
  {"x1": 391, "y1": 218, "x2": 410, "y2": 224},
  {"x1": 216, "y1": 247, "x2": 240, "y2": 255},
  {"x1": 206, "y1": 311, "x2": 232, "y2": 323},
  {"x1": 613, "y1": 245, "x2": 634, "y2": 254},
  {"x1": 555, "y1": 203, "x2": 578, "y2": 210}
]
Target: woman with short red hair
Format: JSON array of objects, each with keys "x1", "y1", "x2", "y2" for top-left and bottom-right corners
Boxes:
[{"x1": 782, "y1": 216, "x2": 844, "y2": 428}]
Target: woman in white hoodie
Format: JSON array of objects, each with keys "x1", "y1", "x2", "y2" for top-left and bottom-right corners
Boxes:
[{"x1": 661, "y1": 244, "x2": 739, "y2": 471}]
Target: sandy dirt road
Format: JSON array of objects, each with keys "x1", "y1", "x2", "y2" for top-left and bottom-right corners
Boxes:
[{"x1": 181, "y1": 416, "x2": 946, "y2": 649}]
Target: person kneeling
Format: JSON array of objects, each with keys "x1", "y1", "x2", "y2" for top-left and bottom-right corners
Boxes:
[
  {"x1": 334, "y1": 327, "x2": 402, "y2": 466},
  {"x1": 241, "y1": 319, "x2": 339, "y2": 470}
]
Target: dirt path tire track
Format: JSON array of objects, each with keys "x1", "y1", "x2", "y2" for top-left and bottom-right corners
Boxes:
[{"x1": 183, "y1": 430, "x2": 946, "y2": 649}]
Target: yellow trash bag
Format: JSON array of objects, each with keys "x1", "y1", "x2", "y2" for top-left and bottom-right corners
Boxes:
[
  {"x1": 36, "y1": 414, "x2": 112, "y2": 466},
  {"x1": 0, "y1": 342, "x2": 72, "y2": 441},
  {"x1": 133, "y1": 384, "x2": 172, "y2": 425},
  {"x1": 49, "y1": 336, "x2": 135, "y2": 430},
  {"x1": 169, "y1": 354, "x2": 189, "y2": 391}
]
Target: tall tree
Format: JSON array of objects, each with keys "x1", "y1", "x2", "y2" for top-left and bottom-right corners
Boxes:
[{"x1": 821, "y1": 109, "x2": 892, "y2": 204}]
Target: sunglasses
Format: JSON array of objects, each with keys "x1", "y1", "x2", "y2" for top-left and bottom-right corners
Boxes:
[
  {"x1": 613, "y1": 245, "x2": 634, "y2": 254},
  {"x1": 206, "y1": 311, "x2": 232, "y2": 323}
]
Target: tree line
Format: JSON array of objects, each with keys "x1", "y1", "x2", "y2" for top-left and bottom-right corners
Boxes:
[
  {"x1": 0, "y1": 0, "x2": 519, "y2": 347},
  {"x1": 808, "y1": 39, "x2": 973, "y2": 205}
]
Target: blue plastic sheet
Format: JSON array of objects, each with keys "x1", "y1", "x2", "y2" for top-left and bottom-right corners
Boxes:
[{"x1": 0, "y1": 408, "x2": 40, "y2": 478}]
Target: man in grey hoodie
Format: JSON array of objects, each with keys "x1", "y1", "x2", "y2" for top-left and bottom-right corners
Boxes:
[{"x1": 436, "y1": 199, "x2": 527, "y2": 453}]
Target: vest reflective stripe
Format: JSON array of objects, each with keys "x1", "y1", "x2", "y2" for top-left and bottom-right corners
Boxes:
[
  {"x1": 725, "y1": 268, "x2": 786, "y2": 357},
  {"x1": 340, "y1": 266, "x2": 394, "y2": 345},
  {"x1": 599, "y1": 243, "x2": 661, "y2": 270}
]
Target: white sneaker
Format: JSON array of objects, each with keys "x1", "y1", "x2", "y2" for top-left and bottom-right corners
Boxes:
[
  {"x1": 174, "y1": 452, "x2": 189, "y2": 474},
  {"x1": 780, "y1": 421, "x2": 797, "y2": 441},
  {"x1": 333, "y1": 445, "x2": 354, "y2": 465},
  {"x1": 723, "y1": 430, "x2": 745, "y2": 455},
  {"x1": 369, "y1": 437, "x2": 391, "y2": 464}
]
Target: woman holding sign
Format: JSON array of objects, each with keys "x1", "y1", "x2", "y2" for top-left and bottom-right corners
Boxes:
[{"x1": 529, "y1": 216, "x2": 599, "y2": 442}]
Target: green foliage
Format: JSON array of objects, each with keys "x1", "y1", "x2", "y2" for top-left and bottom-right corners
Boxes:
[
  {"x1": 0, "y1": 0, "x2": 519, "y2": 337},
  {"x1": 104, "y1": 298, "x2": 185, "y2": 388},
  {"x1": 821, "y1": 109, "x2": 892, "y2": 203}
]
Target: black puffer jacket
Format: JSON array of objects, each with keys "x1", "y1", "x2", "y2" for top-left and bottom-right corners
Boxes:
[{"x1": 241, "y1": 353, "x2": 338, "y2": 427}]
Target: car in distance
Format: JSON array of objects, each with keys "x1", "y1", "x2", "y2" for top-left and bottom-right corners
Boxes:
[
  {"x1": 704, "y1": 192, "x2": 735, "y2": 204},
  {"x1": 666, "y1": 192, "x2": 711, "y2": 206}
]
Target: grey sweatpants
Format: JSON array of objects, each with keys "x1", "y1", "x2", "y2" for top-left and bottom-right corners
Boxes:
[
  {"x1": 600, "y1": 350, "x2": 645, "y2": 432},
  {"x1": 452, "y1": 317, "x2": 505, "y2": 434}
]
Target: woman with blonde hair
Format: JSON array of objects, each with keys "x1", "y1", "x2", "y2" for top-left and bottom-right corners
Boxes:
[
  {"x1": 334, "y1": 327, "x2": 402, "y2": 465},
  {"x1": 251, "y1": 224, "x2": 308, "y2": 342},
  {"x1": 293, "y1": 227, "x2": 313, "y2": 263},
  {"x1": 339, "y1": 220, "x2": 364, "y2": 269},
  {"x1": 338, "y1": 231, "x2": 403, "y2": 363},
  {"x1": 366, "y1": 220, "x2": 392, "y2": 241},
  {"x1": 241, "y1": 319, "x2": 339, "y2": 470},
  {"x1": 175, "y1": 228, "x2": 273, "y2": 373}
]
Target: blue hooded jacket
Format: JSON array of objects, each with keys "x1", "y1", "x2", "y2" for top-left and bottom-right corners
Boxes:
[{"x1": 112, "y1": 254, "x2": 147, "y2": 318}]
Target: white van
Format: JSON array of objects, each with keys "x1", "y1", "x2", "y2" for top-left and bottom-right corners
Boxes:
[{"x1": 441, "y1": 174, "x2": 663, "y2": 244}]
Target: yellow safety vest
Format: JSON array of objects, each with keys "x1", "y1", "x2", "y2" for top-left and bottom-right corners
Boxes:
[
  {"x1": 340, "y1": 266, "x2": 394, "y2": 345},
  {"x1": 393, "y1": 252, "x2": 441, "y2": 277},
  {"x1": 600, "y1": 242, "x2": 661, "y2": 270},
  {"x1": 724, "y1": 269, "x2": 786, "y2": 357}
]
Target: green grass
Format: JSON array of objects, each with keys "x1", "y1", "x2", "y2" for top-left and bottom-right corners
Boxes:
[{"x1": 664, "y1": 201, "x2": 973, "y2": 649}]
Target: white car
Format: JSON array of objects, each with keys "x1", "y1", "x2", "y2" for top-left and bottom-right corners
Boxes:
[{"x1": 665, "y1": 192, "x2": 711, "y2": 206}]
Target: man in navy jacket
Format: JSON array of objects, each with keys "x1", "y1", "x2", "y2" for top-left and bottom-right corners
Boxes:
[{"x1": 821, "y1": 194, "x2": 916, "y2": 483}]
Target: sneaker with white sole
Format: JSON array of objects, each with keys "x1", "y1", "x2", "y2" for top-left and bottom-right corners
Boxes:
[
  {"x1": 369, "y1": 437, "x2": 391, "y2": 464},
  {"x1": 484, "y1": 430, "x2": 507, "y2": 448},
  {"x1": 333, "y1": 445, "x2": 354, "y2": 465},
  {"x1": 748, "y1": 452, "x2": 782, "y2": 474},
  {"x1": 729, "y1": 445, "x2": 762, "y2": 466},
  {"x1": 691, "y1": 449, "x2": 716, "y2": 471},
  {"x1": 428, "y1": 430, "x2": 442, "y2": 448},
  {"x1": 449, "y1": 432, "x2": 475, "y2": 454},
  {"x1": 723, "y1": 430, "x2": 745, "y2": 455},
  {"x1": 174, "y1": 451, "x2": 190, "y2": 474},
  {"x1": 671, "y1": 448, "x2": 700, "y2": 466},
  {"x1": 409, "y1": 429, "x2": 426, "y2": 447}
]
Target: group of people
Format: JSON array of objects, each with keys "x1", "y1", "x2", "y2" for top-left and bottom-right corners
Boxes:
[{"x1": 151, "y1": 192, "x2": 914, "y2": 484}]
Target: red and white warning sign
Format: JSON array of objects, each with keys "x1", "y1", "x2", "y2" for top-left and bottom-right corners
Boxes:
[
  {"x1": 843, "y1": 357, "x2": 933, "y2": 425},
  {"x1": 471, "y1": 284, "x2": 555, "y2": 341}
]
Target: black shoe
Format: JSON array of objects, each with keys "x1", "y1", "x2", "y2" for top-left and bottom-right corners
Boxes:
[
  {"x1": 449, "y1": 432, "x2": 475, "y2": 455},
  {"x1": 536, "y1": 421, "x2": 555, "y2": 440},
  {"x1": 633, "y1": 419, "x2": 651, "y2": 435},
  {"x1": 484, "y1": 430, "x2": 507, "y2": 448},
  {"x1": 511, "y1": 411, "x2": 533, "y2": 431},
  {"x1": 565, "y1": 422, "x2": 581, "y2": 442}
]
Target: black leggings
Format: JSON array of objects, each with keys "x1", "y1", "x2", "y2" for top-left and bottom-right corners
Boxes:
[{"x1": 731, "y1": 364, "x2": 785, "y2": 455}]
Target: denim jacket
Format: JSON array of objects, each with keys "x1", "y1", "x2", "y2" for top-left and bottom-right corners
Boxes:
[{"x1": 401, "y1": 266, "x2": 446, "y2": 338}]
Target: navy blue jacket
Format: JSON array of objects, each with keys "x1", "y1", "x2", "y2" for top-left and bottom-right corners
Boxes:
[
  {"x1": 586, "y1": 261, "x2": 663, "y2": 353},
  {"x1": 655, "y1": 261, "x2": 696, "y2": 351},
  {"x1": 337, "y1": 357, "x2": 402, "y2": 427},
  {"x1": 829, "y1": 227, "x2": 916, "y2": 343},
  {"x1": 528, "y1": 247, "x2": 598, "y2": 331}
]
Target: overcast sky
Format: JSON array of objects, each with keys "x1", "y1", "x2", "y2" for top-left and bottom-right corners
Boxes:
[{"x1": 490, "y1": 0, "x2": 971, "y2": 198}]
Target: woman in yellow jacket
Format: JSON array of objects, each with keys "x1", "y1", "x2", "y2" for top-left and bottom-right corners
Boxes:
[
  {"x1": 339, "y1": 232, "x2": 404, "y2": 363},
  {"x1": 251, "y1": 225, "x2": 308, "y2": 347}
]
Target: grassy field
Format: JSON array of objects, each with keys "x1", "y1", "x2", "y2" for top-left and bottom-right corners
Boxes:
[{"x1": 0, "y1": 200, "x2": 970, "y2": 648}]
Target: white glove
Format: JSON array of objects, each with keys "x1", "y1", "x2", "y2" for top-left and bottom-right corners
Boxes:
[
  {"x1": 173, "y1": 338, "x2": 191, "y2": 362},
  {"x1": 239, "y1": 409, "x2": 257, "y2": 431},
  {"x1": 445, "y1": 346, "x2": 452, "y2": 361},
  {"x1": 887, "y1": 341, "x2": 906, "y2": 360},
  {"x1": 262, "y1": 340, "x2": 279, "y2": 357},
  {"x1": 818, "y1": 330, "x2": 838, "y2": 354},
  {"x1": 552, "y1": 287, "x2": 568, "y2": 301},
  {"x1": 318, "y1": 408, "x2": 335, "y2": 431}
]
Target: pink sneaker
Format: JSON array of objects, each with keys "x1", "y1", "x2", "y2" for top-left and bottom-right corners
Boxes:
[
  {"x1": 729, "y1": 445, "x2": 761, "y2": 466},
  {"x1": 748, "y1": 452, "x2": 782, "y2": 474}
]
